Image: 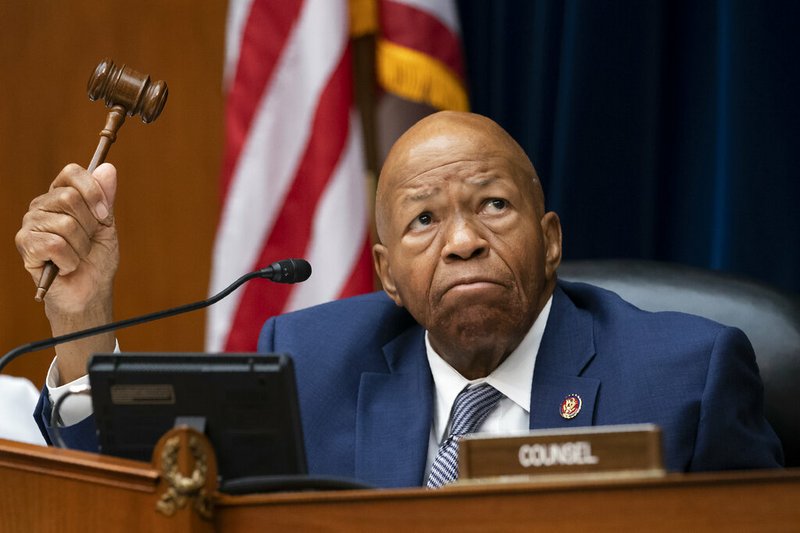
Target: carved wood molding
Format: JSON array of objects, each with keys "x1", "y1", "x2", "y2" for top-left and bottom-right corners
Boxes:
[{"x1": 152, "y1": 426, "x2": 218, "y2": 522}]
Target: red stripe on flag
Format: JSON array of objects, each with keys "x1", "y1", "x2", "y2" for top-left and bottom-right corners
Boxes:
[
  {"x1": 220, "y1": 0, "x2": 304, "y2": 204},
  {"x1": 379, "y1": 0, "x2": 465, "y2": 80},
  {"x1": 223, "y1": 45, "x2": 355, "y2": 351}
]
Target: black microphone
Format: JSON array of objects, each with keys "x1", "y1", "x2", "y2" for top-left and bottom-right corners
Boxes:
[
  {"x1": 263, "y1": 258, "x2": 312, "y2": 284},
  {"x1": 0, "y1": 258, "x2": 312, "y2": 374}
]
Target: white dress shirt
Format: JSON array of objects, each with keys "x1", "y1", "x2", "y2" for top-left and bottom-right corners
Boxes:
[
  {"x1": 45, "y1": 339, "x2": 120, "y2": 426},
  {"x1": 424, "y1": 296, "x2": 552, "y2": 477}
]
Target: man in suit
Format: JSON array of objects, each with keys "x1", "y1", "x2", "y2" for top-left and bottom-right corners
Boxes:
[
  {"x1": 18, "y1": 111, "x2": 783, "y2": 487},
  {"x1": 256, "y1": 111, "x2": 783, "y2": 486}
]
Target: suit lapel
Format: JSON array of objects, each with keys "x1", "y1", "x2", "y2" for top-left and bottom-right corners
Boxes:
[
  {"x1": 530, "y1": 285, "x2": 600, "y2": 429},
  {"x1": 353, "y1": 284, "x2": 601, "y2": 485},
  {"x1": 355, "y1": 326, "x2": 432, "y2": 488}
]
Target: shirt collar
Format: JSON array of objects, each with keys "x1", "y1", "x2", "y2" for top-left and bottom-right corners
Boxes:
[{"x1": 425, "y1": 295, "x2": 553, "y2": 441}]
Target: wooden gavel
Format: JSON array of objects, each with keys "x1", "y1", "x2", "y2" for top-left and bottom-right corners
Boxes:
[{"x1": 35, "y1": 58, "x2": 168, "y2": 302}]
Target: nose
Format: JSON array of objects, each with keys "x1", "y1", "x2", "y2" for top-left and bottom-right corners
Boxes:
[{"x1": 441, "y1": 215, "x2": 489, "y2": 261}]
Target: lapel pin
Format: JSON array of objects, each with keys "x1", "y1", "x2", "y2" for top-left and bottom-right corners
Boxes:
[{"x1": 560, "y1": 394, "x2": 582, "y2": 419}]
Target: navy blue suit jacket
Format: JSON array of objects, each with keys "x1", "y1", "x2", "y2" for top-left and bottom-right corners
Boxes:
[
  {"x1": 255, "y1": 281, "x2": 783, "y2": 487},
  {"x1": 36, "y1": 281, "x2": 783, "y2": 487}
]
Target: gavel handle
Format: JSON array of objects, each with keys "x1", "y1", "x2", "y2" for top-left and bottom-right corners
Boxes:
[{"x1": 35, "y1": 106, "x2": 127, "y2": 302}]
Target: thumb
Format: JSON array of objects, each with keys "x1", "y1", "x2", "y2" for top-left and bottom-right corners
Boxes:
[{"x1": 92, "y1": 163, "x2": 118, "y2": 219}]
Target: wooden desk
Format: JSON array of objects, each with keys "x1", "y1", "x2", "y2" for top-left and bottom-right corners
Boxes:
[
  {"x1": 2, "y1": 436, "x2": 798, "y2": 532},
  {"x1": 216, "y1": 469, "x2": 800, "y2": 532}
]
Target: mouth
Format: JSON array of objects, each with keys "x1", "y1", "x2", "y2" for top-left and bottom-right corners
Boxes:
[{"x1": 442, "y1": 276, "x2": 505, "y2": 296}]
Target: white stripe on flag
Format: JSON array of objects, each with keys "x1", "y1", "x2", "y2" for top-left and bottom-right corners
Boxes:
[{"x1": 223, "y1": 0, "x2": 256, "y2": 87}]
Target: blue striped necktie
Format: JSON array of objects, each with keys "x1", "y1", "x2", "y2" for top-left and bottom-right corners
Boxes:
[{"x1": 426, "y1": 383, "x2": 504, "y2": 488}]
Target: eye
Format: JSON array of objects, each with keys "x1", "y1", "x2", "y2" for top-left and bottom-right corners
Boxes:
[
  {"x1": 409, "y1": 211, "x2": 433, "y2": 231},
  {"x1": 484, "y1": 198, "x2": 508, "y2": 213}
]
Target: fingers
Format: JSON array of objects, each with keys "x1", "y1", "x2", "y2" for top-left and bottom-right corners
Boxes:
[
  {"x1": 16, "y1": 211, "x2": 89, "y2": 276},
  {"x1": 49, "y1": 163, "x2": 117, "y2": 224},
  {"x1": 93, "y1": 163, "x2": 118, "y2": 218},
  {"x1": 16, "y1": 163, "x2": 117, "y2": 276}
]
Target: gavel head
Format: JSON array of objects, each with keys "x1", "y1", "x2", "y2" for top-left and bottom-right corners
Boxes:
[{"x1": 87, "y1": 58, "x2": 168, "y2": 123}]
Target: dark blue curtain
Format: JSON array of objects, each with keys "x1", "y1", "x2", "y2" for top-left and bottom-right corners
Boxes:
[{"x1": 457, "y1": 0, "x2": 800, "y2": 293}]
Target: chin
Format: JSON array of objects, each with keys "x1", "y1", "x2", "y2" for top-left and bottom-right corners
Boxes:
[{"x1": 432, "y1": 301, "x2": 527, "y2": 351}]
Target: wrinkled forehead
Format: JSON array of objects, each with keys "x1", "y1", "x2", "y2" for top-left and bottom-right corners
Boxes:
[
  {"x1": 378, "y1": 114, "x2": 534, "y2": 203},
  {"x1": 391, "y1": 155, "x2": 519, "y2": 201},
  {"x1": 375, "y1": 113, "x2": 542, "y2": 240}
]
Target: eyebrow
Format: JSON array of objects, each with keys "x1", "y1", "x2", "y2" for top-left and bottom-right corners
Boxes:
[
  {"x1": 467, "y1": 175, "x2": 499, "y2": 187},
  {"x1": 400, "y1": 186, "x2": 441, "y2": 205},
  {"x1": 398, "y1": 174, "x2": 502, "y2": 206}
]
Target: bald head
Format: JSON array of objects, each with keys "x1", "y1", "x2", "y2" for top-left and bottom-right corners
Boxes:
[{"x1": 376, "y1": 111, "x2": 544, "y2": 242}]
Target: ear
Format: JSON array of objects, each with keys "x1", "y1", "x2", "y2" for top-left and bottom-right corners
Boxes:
[
  {"x1": 372, "y1": 243, "x2": 404, "y2": 307},
  {"x1": 540, "y1": 211, "x2": 562, "y2": 280}
]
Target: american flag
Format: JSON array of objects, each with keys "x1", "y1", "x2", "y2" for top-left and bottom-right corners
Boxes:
[{"x1": 207, "y1": 0, "x2": 466, "y2": 352}]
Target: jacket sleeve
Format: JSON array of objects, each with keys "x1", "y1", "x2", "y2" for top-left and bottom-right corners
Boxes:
[
  {"x1": 690, "y1": 326, "x2": 784, "y2": 470},
  {"x1": 33, "y1": 388, "x2": 99, "y2": 452},
  {"x1": 257, "y1": 316, "x2": 278, "y2": 353}
]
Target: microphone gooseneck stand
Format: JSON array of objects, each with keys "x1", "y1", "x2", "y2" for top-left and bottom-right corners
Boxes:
[{"x1": 0, "y1": 259, "x2": 311, "y2": 374}]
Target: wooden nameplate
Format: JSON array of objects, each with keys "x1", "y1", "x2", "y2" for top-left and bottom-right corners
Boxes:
[{"x1": 459, "y1": 424, "x2": 664, "y2": 483}]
